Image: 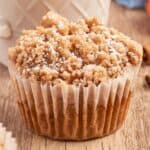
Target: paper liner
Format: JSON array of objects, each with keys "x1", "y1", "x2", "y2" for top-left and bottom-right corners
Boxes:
[
  {"x1": 8, "y1": 61, "x2": 141, "y2": 140},
  {"x1": 0, "y1": 123, "x2": 17, "y2": 150}
]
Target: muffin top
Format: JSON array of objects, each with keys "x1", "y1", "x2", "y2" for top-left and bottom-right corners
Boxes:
[{"x1": 8, "y1": 12, "x2": 142, "y2": 85}]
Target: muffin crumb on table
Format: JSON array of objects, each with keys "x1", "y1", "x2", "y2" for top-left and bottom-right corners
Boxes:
[
  {"x1": 8, "y1": 11, "x2": 142, "y2": 85},
  {"x1": 0, "y1": 123, "x2": 17, "y2": 150}
]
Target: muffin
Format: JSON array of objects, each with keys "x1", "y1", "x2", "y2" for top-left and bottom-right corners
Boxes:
[
  {"x1": 8, "y1": 12, "x2": 143, "y2": 140},
  {"x1": 0, "y1": 123, "x2": 17, "y2": 150}
]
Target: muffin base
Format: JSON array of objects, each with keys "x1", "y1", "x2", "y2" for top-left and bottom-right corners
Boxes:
[
  {"x1": 9, "y1": 61, "x2": 140, "y2": 140},
  {"x1": 15, "y1": 80, "x2": 132, "y2": 140},
  {"x1": 18, "y1": 91, "x2": 131, "y2": 141}
]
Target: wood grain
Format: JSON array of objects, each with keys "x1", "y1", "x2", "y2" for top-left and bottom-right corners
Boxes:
[{"x1": 0, "y1": 2, "x2": 150, "y2": 150}]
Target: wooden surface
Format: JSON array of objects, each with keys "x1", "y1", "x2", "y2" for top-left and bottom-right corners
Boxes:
[{"x1": 0, "y1": 2, "x2": 150, "y2": 150}]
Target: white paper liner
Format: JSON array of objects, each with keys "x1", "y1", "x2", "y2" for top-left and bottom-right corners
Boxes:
[
  {"x1": 8, "y1": 61, "x2": 141, "y2": 140},
  {"x1": 0, "y1": 123, "x2": 17, "y2": 150}
]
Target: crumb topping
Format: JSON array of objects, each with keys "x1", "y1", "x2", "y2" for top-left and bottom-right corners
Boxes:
[{"x1": 8, "y1": 12, "x2": 142, "y2": 85}]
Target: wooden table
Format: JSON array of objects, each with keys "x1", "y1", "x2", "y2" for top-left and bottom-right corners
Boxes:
[{"x1": 0, "y1": 2, "x2": 150, "y2": 150}]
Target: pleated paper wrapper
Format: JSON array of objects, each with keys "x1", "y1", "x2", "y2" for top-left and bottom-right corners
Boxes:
[
  {"x1": 0, "y1": 123, "x2": 17, "y2": 150},
  {"x1": 8, "y1": 62, "x2": 141, "y2": 140}
]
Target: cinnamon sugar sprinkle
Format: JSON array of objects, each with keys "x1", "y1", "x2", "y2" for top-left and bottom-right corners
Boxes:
[{"x1": 8, "y1": 12, "x2": 142, "y2": 85}]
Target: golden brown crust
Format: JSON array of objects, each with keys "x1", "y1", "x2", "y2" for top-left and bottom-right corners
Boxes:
[{"x1": 8, "y1": 11, "x2": 143, "y2": 85}]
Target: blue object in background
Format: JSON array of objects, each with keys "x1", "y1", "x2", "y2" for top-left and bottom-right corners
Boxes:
[{"x1": 116, "y1": 0, "x2": 146, "y2": 8}]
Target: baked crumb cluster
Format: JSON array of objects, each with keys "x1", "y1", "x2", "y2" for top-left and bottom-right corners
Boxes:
[{"x1": 9, "y1": 12, "x2": 142, "y2": 85}]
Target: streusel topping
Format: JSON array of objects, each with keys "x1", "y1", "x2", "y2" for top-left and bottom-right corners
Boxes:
[{"x1": 8, "y1": 12, "x2": 142, "y2": 85}]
